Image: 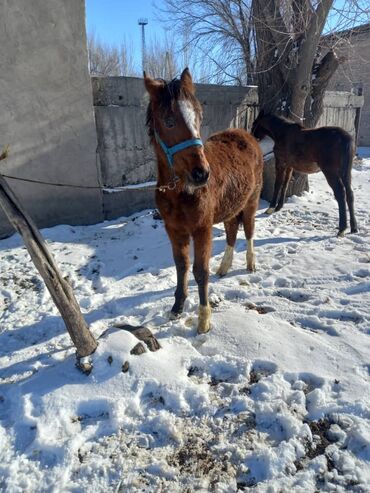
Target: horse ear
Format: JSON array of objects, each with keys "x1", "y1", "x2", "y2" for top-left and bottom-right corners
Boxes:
[
  {"x1": 144, "y1": 73, "x2": 163, "y2": 99},
  {"x1": 180, "y1": 67, "x2": 195, "y2": 95}
]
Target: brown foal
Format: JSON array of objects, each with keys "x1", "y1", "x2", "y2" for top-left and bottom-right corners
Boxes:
[
  {"x1": 145, "y1": 68, "x2": 263, "y2": 333},
  {"x1": 251, "y1": 111, "x2": 358, "y2": 237}
]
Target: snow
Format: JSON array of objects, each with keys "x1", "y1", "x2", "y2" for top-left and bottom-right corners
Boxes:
[
  {"x1": 103, "y1": 181, "x2": 157, "y2": 192},
  {"x1": 1, "y1": 151, "x2": 370, "y2": 492},
  {"x1": 258, "y1": 136, "x2": 274, "y2": 158}
]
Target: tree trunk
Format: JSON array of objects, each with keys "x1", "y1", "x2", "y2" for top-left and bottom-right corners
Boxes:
[
  {"x1": 304, "y1": 50, "x2": 343, "y2": 127},
  {"x1": 0, "y1": 148, "x2": 97, "y2": 366},
  {"x1": 252, "y1": 0, "x2": 342, "y2": 200}
]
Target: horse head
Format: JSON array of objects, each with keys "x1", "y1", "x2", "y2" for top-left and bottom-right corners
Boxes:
[
  {"x1": 144, "y1": 68, "x2": 210, "y2": 190},
  {"x1": 251, "y1": 109, "x2": 272, "y2": 141}
]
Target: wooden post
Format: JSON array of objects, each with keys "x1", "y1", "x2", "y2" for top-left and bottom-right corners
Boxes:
[{"x1": 0, "y1": 147, "x2": 97, "y2": 370}]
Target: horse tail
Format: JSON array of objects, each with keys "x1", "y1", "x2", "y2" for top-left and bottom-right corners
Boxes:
[{"x1": 341, "y1": 135, "x2": 354, "y2": 185}]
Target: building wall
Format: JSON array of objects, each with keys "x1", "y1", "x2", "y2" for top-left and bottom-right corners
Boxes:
[
  {"x1": 327, "y1": 24, "x2": 370, "y2": 145},
  {"x1": 0, "y1": 0, "x2": 103, "y2": 238}
]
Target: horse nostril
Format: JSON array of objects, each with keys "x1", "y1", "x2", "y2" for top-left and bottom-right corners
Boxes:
[{"x1": 191, "y1": 167, "x2": 209, "y2": 184}]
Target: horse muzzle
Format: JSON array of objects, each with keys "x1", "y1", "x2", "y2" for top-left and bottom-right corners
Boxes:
[{"x1": 190, "y1": 166, "x2": 210, "y2": 187}]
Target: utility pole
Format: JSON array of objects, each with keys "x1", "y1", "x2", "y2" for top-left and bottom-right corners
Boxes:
[{"x1": 138, "y1": 18, "x2": 148, "y2": 73}]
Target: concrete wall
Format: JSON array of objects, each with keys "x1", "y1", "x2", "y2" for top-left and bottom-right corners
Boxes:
[
  {"x1": 93, "y1": 77, "x2": 259, "y2": 219},
  {"x1": 326, "y1": 23, "x2": 370, "y2": 145},
  {"x1": 92, "y1": 77, "x2": 258, "y2": 188},
  {"x1": 0, "y1": 0, "x2": 103, "y2": 238},
  {"x1": 93, "y1": 76, "x2": 363, "y2": 219}
]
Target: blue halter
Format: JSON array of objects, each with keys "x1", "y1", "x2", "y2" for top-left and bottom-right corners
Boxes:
[{"x1": 154, "y1": 130, "x2": 203, "y2": 168}]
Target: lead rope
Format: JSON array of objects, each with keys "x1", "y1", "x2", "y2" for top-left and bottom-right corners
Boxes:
[
  {"x1": 144, "y1": 174, "x2": 180, "y2": 193},
  {"x1": 0, "y1": 143, "x2": 179, "y2": 193}
]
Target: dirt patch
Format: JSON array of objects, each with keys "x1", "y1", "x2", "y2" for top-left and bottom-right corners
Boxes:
[
  {"x1": 306, "y1": 418, "x2": 332, "y2": 459},
  {"x1": 244, "y1": 302, "x2": 274, "y2": 314}
]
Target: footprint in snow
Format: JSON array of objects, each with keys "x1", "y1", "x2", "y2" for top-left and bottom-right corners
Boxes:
[
  {"x1": 349, "y1": 235, "x2": 367, "y2": 245},
  {"x1": 249, "y1": 360, "x2": 278, "y2": 383},
  {"x1": 343, "y1": 282, "x2": 370, "y2": 296},
  {"x1": 358, "y1": 255, "x2": 370, "y2": 264},
  {"x1": 276, "y1": 289, "x2": 311, "y2": 303},
  {"x1": 284, "y1": 372, "x2": 325, "y2": 394},
  {"x1": 353, "y1": 268, "x2": 370, "y2": 278},
  {"x1": 274, "y1": 277, "x2": 290, "y2": 288},
  {"x1": 296, "y1": 316, "x2": 339, "y2": 336}
]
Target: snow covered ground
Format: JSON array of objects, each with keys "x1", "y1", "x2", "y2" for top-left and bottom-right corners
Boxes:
[{"x1": 0, "y1": 151, "x2": 369, "y2": 492}]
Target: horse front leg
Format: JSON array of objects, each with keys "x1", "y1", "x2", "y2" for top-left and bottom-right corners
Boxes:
[
  {"x1": 193, "y1": 227, "x2": 212, "y2": 334},
  {"x1": 266, "y1": 162, "x2": 286, "y2": 214},
  {"x1": 216, "y1": 216, "x2": 240, "y2": 277},
  {"x1": 166, "y1": 227, "x2": 191, "y2": 319},
  {"x1": 275, "y1": 167, "x2": 293, "y2": 212}
]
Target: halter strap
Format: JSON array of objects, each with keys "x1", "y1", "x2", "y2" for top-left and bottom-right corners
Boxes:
[{"x1": 154, "y1": 130, "x2": 203, "y2": 167}]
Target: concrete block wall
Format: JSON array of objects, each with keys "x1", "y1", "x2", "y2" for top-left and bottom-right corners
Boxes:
[
  {"x1": 92, "y1": 77, "x2": 258, "y2": 188},
  {"x1": 0, "y1": 0, "x2": 103, "y2": 238},
  {"x1": 93, "y1": 77, "x2": 362, "y2": 220},
  {"x1": 93, "y1": 77, "x2": 259, "y2": 220}
]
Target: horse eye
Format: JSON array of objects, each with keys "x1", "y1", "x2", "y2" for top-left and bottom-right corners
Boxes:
[{"x1": 164, "y1": 116, "x2": 175, "y2": 128}]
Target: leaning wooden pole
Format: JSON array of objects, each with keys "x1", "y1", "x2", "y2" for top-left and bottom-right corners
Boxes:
[{"x1": 0, "y1": 147, "x2": 97, "y2": 370}]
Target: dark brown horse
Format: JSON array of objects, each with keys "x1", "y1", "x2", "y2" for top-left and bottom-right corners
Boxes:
[
  {"x1": 251, "y1": 111, "x2": 358, "y2": 237},
  {"x1": 144, "y1": 68, "x2": 263, "y2": 333}
]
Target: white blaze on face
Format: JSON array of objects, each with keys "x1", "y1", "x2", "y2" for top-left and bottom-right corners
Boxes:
[{"x1": 178, "y1": 99, "x2": 199, "y2": 138}]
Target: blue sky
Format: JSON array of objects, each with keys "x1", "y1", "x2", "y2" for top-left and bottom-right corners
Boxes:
[
  {"x1": 85, "y1": 0, "x2": 165, "y2": 67},
  {"x1": 85, "y1": 1, "x2": 369, "y2": 77}
]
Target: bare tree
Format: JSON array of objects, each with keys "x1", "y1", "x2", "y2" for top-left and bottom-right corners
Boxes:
[
  {"x1": 145, "y1": 32, "x2": 180, "y2": 79},
  {"x1": 144, "y1": 30, "x2": 216, "y2": 82},
  {"x1": 158, "y1": 0, "x2": 255, "y2": 85},
  {"x1": 87, "y1": 31, "x2": 138, "y2": 76},
  {"x1": 252, "y1": 0, "x2": 339, "y2": 126},
  {"x1": 160, "y1": 0, "x2": 369, "y2": 124}
]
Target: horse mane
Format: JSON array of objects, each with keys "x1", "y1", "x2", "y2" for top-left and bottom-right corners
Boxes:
[
  {"x1": 269, "y1": 113, "x2": 304, "y2": 129},
  {"x1": 145, "y1": 76, "x2": 202, "y2": 141}
]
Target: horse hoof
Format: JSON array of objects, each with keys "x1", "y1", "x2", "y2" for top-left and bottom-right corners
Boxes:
[
  {"x1": 265, "y1": 207, "x2": 275, "y2": 215},
  {"x1": 247, "y1": 266, "x2": 256, "y2": 273},
  {"x1": 216, "y1": 245, "x2": 233, "y2": 277},
  {"x1": 197, "y1": 322, "x2": 211, "y2": 334},
  {"x1": 351, "y1": 228, "x2": 358, "y2": 234},
  {"x1": 169, "y1": 311, "x2": 181, "y2": 320},
  {"x1": 197, "y1": 305, "x2": 211, "y2": 334},
  {"x1": 337, "y1": 230, "x2": 346, "y2": 238},
  {"x1": 216, "y1": 267, "x2": 228, "y2": 277}
]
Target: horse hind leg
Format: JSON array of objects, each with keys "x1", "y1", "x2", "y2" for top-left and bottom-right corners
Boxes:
[
  {"x1": 216, "y1": 216, "x2": 240, "y2": 277},
  {"x1": 343, "y1": 178, "x2": 358, "y2": 233},
  {"x1": 275, "y1": 167, "x2": 293, "y2": 212},
  {"x1": 324, "y1": 172, "x2": 347, "y2": 237}
]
